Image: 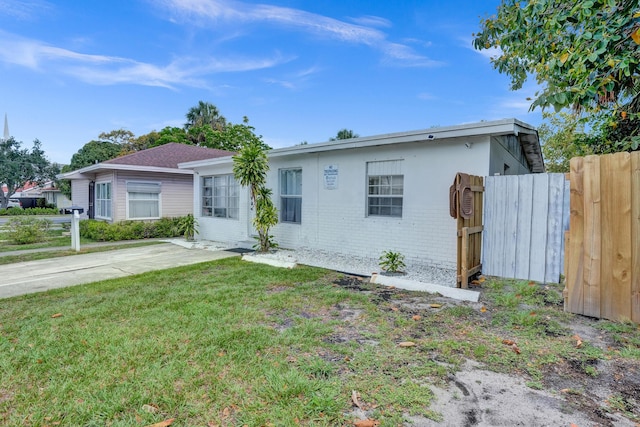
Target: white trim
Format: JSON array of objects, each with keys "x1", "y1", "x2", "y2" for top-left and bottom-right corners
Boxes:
[
  {"x1": 95, "y1": 181, "x2": 112, "y2": 220},
  {"x1": 58, "y1": 164, "x2": 194, "y2": 180}
]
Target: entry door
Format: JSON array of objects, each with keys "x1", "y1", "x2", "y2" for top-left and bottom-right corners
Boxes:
[{"x1": 88, "y1": 181, "x2": 95, "y2": 219}]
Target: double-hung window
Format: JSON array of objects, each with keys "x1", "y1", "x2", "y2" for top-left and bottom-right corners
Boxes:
[
  {"x1": 202, "y1": 175, "x2": 238, "y2": 219},
  {"x1": 127, "y1": 181, "x2": 160, "y2": 219},
  {"x1": 367, "y1": 160, "x2": 403, "y2": 217},
  {"x1": 95, "y1": 181, "x2": 112, "y2": 219},
  {"x1": 280, "y1": 168, "x2": 302, "y2": 223}
]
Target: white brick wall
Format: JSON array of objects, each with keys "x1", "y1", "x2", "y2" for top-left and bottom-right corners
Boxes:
[{"x1": 195, "y1": 136, "x2": 493, "y2": 269}]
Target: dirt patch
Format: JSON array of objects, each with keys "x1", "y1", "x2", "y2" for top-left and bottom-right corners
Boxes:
[{"x1": 331, "y1": 275, "x2": 640, "y2": 426}]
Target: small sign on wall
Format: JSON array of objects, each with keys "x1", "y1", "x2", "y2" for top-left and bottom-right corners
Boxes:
[{"x1": 323, "y1": 164, "x2": 339, "y2": 190}]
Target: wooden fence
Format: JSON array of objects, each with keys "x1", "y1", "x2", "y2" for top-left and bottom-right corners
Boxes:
[
  {"x1": 482, "y1": 173, "x2": 569, "y2": 284},
  {"x1": 564, "y1": 152, "x2": 640, "y2": 323}
]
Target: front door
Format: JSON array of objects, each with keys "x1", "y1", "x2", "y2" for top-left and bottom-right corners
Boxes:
[{"x1": 88, "y1": 181, "x2": 95, "y2": 219}]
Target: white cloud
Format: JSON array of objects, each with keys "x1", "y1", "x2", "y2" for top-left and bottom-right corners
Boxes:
[
  {"x1": 0, "y1": 0, "x2": 52, "y2": 20},
  {"x1": 156, "y1": 0, "x2": 441, "y2": 67},
  {"x1": 460, "y1": 36, "x2": 502, "y2": 60},
  {"x1": 0, "y1": 30, "x2": 289, "y2": 88},
  {"x1": 348, "y1": 15, "x2": 392, "y2": 28}
]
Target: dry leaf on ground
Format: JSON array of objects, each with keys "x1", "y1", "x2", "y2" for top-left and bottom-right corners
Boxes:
[
  {"x1": 354, "y1": 419, "x2": 380, "y2": 427},
  {"x1": 398, "y1": 341, "x2": 416, "y2": 347},
  {"x1": 51, "y1": 313, "x2": 63, "y2": 318},
  {"x1": 412, "y1": 315, "x2": 421, "y2": 321},
  {"x1": 502, "y1": 339, "x2": 515, "y2": 346},
  {"x1": 430, "y1": 304, "x2": 442, "y2": 308},
  {"x1": 351, "y1": 390, "x2": 364, "y2": 410}
]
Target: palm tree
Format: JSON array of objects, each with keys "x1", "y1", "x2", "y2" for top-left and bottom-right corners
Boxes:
[{"x1": 184, "y1": 101, "x2": 227, "y2": 131}]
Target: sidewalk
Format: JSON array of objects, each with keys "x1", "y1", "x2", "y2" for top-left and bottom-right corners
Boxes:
[{"x1": 0, "y1": 242, "x2": 238, "y2": 299}]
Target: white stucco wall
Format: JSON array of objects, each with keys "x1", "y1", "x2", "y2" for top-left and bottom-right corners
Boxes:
[{"x1": 195, "y1": 135, "x2": 494, "y2": 269}]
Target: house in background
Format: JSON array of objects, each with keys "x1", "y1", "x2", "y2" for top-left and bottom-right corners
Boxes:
[
  {"x1": 58, "y1": 143, "x2": 234, "y2": 222},
  {"x1": 180, "y1": 119, "x2": 544, "y2": 269}
]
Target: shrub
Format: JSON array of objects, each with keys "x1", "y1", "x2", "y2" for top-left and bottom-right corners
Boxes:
[
  {"x1": 4, "y1": 217, "x2": 52, "y2": 244},
  {"x1": 79, "y1": 217, "x2": 186, "y2": 241},
  {"x1": 0, "y1": 207, "x2": 60, "y2": 216}
]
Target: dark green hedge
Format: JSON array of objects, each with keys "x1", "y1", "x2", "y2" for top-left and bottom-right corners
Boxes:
[
  {"x1": 79, "y1": 217, "x2": 185, "y2": 241},
  {"x1": 0, "y1": 207, "x2": 60, "y2": 216}
]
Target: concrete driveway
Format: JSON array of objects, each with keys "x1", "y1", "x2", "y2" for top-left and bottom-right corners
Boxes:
[{"x1": 0, "y1": 243, "x2": 238, "y2": 299}]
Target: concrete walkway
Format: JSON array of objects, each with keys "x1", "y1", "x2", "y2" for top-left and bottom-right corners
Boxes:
[{"x1": 0, "y1": 243, "x2": 238, "y2": 299}]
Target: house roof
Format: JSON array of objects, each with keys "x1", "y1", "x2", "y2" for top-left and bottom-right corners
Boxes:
[
  {"x1": 179, "y1": 119, "x2": 544, "y2": 173},
  {"x1": 59, "y1": 143, "x2": 235, "y2": 180}
]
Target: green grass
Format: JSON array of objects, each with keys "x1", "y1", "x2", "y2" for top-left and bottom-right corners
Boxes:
[
  {"x1": 0, "y1": 241, "x2": 164, "y2": 265},
  {"x1": 1, "y1": 264, "x2": 638, "y2": 426},
  {"x1": 0, "y1": 228, "x2": 93, "y2": 252}
]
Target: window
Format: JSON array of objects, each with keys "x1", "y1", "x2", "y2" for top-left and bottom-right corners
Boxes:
[
  {"x1": 202, "y1": 175, "x2": 238, "y2": 219},
  {"x1": 127, "y1": 181, "x2": 160, "y2": 219},
  {"x1": 95, "y1": 182, "x2": 112, "y2": 219},
  {"x1": 280, "y1": 168, "x2": 302, "y2": 223},
  {"x1": 367, "y1": 160, "x2": 403, "y2": 217}
]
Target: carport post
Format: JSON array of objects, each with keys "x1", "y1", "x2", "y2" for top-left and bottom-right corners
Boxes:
[{"x1": 71, "y1": 210, "x2": 80, "y2": 252}]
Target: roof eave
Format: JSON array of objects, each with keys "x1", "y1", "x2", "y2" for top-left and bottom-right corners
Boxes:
[{"x1": 58, "y1": 163, "x2": 194, "y2": 180}]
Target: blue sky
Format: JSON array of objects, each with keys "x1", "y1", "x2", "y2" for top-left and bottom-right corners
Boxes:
[{"x1": 1, "y1": 0, "x2": 542, "y2": 164}]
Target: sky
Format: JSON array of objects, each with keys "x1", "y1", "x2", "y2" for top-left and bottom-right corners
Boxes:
[{"x1": 0, "y1": 0, "x2": 543, "y2": 165}]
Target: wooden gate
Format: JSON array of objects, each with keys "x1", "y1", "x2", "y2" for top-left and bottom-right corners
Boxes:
[{"x1": 450, "y1": 173, "x2": 484, "y2": 288}]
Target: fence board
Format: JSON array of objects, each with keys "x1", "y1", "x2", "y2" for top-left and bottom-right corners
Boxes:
[
  {"x1": 491, "y1": 177, "x2": 508, "y2": 276},
  {"x1": 514, "y1": 175, "x2": 533, "y2": 279},
  {"x1": 567, "y1": 157, "x2": 585, "y2": 314},
  {"x1": 530, "y1": 174, "x2": 550, "y2": 283},
  {"x1": 632, "y1": 154, "x2": 640, "y2": 323},
  {"x1": 503, "y1": 177, "x2": 520, "y2": 278},
  {"x1": 582, "y1": 155, "x2": 601, "y2": 318},
  {"x1": 545, "y1": 174, "x2": 565, "y2": 283}
]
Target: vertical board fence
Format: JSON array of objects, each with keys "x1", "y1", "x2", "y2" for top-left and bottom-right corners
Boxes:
[
  {"x1": 565, "y1": 152, "x2": 640, "y2": 323},
  {"x1": 452, "y1": 174, "x2": 484, "y2": 288},
  {"x1": 482, "y1": 173, "x2": 569, "y2": 284}
]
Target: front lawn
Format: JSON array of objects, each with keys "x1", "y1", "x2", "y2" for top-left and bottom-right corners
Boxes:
[
  {"x1": 0, "y1": 228, "x2": 92, "y2": 253},
  {"x1": 0, "y1": 259, "x2": 638, "y2": 426}
]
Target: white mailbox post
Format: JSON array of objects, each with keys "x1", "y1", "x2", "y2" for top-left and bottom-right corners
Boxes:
[{"x1": 71, "y1": 210, "x2": 81, "y2": 252}]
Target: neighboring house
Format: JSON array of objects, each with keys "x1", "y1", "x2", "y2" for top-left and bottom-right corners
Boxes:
[
  {"x1": 40, "y1": 181, "x2": 72, "y2": 210},
  {"x1": 180, "y1": 119, "x2": 544, "y2": 269},
  {"x1": 58, "y1": 143, "x2": 234, "y2": 222}
]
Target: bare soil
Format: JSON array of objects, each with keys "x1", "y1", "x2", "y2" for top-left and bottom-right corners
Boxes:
[{"x1": 331, "y1": 276, "x2": 640, "y2": 427}]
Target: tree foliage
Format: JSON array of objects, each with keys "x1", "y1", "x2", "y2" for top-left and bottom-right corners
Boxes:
[
  {"x1": 474, "y1": 0, "x2": 640, "y2": 149},
  {"x1": 330, "y1": 129, "x2": 359, "y2": 141},
  {"x1": 0, "y1": 138, "x2": 59, "y2": 209},
  {"x1": 232, "y1": 138, "x2": 277, "y2": 252},
  {"x1": 539, "y1": 112, "x2": 593, "y2": 172},
  {"x1": 59, "y1": 139, "x2": 122, "y2": 198}
]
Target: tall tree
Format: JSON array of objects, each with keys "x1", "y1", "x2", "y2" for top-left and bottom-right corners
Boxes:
[
  {"x1": 0, "y1": 138, "x2": 59, "y2": 209},
  {"x1": 539, "y1": 112, "x2": 594, "y2": 172},
  {"x1": 98, "y1": 129, "x2": 135, "y2": 146},
  {"x1": 330, "y1": 129, "x2": 359, "y2": 141},
  {"x1": 184, "y1": 101, "x2": 227, "y2": 131},
  {"x1": 197, "y1": 117, "x2": 270, "y2": 152},
  {"x1": 474, "y1": 0, "x2": 640, "y2": 150},
  {"x1": 58, "y1": 140, "x2": 122, "y2": 198}
]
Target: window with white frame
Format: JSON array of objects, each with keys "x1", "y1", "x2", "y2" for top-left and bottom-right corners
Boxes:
[
  {"x1": 280, "y1": 168, "x2": 302, "y2": 223},
  {"x1": 202, "y1": 175, "x2": 239, "y2": 219},
  {"x1": 367, "y1": 160, "x2": 403, "y2": 217},
  {"x1": 127, "y1": 181, "x2": 160, "y2": 219},
  {"x1": 95, "y1": 181, "x2": 112, "y2": 219}
]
